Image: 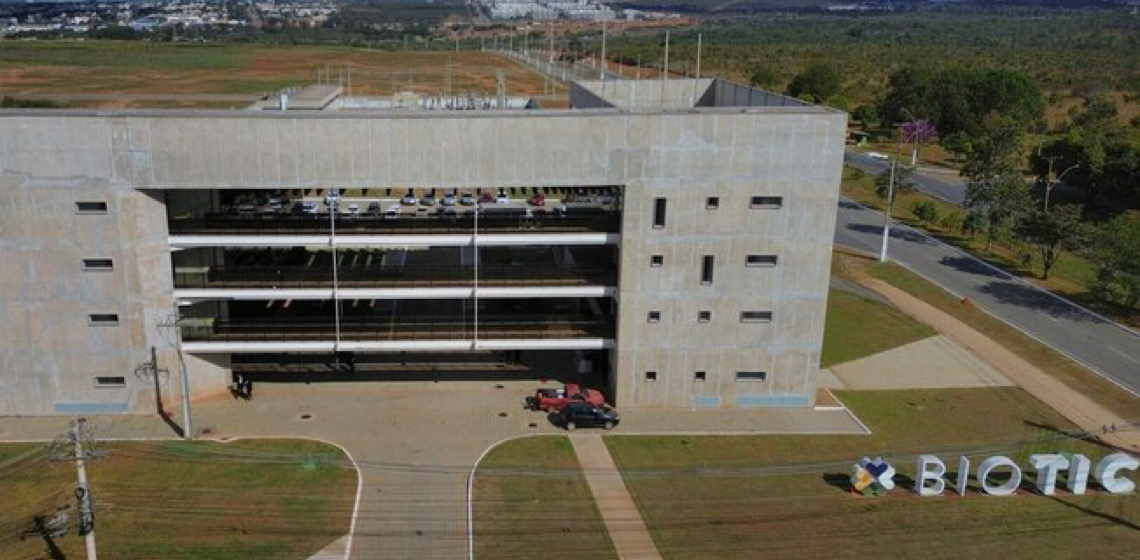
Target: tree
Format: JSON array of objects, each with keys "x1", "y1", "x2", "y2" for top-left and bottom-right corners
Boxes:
[
  {"x1": 1016, "y1": 205, "x2": 1087, "y2": 279},
  {"x1": 911, "y1": 201, "x2": 940, "y2": 225},
  {"x1": 852, "y1": 104, "x2": 878, "y2": 128},
  {"x1": 786, "y1": 63, "x2": 842, "y2": 103},
  {"x1": 1090, "y1": 216, "x2": 1140, "y2": 313},
  {"x1": 749, "y1": 66, "x2": 781, "y2": 90},
  {"x1": 962, "y1": 115, "x2": 1027, "y2": 180},
  {"x1": 1035, "y1": 98, "x2": 1140, "y2": 207},
  {"x1": 878, "y1": 66, "x2": 1043, "y2": 138},
  {"x1": 940, "y1": 130, "x2": 973, "y2": 163},
  {"x1": 875, "y1": 164, "x2": 916, "y2": 202},
  {"x1": 964, "y1": 166, "x2": 1032, "y2": 250}
]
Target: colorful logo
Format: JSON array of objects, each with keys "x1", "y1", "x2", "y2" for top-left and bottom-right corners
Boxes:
[{"x1": 851, "y1": 457, "x2": 896, "y2": 496}]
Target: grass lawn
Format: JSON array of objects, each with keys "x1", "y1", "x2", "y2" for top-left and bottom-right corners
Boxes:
[
  {"x1": 830, "y1": 250, "x2": 1140, "y2": 421},
  {"x1": 0, "y1": 41, "x2": 556, "y2": 107},
  {"x1": 840, "y1": 165, "x2": 1138, "y2": 328},
  {"x1": 821, "y1": 286, "x2": 936, "y2": 367},
  {"x1": 605, "y1": 387, "x2": 1139, "y2": 560},
  {"x1": 473, "y1": 436, "x2": 617, "y2": 560},
  {"x1": 0, "y1": 439, "x2": 356, "y2": 560}
]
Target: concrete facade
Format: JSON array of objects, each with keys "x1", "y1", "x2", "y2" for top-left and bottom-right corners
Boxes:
[{"x1": 0, "y1": 78, "x2": 845, "y2": 414}]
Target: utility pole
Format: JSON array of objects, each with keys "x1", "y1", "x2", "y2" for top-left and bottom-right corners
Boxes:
[
  {"x1": 326, "y1": 191, "x2": 342, "y2": 360},
  {"x1": 600, "y1": 22, "x2": 607, "y2": 81},
  {"x1": 71, "y1": 419, "x2": 98, "y2": 560}
]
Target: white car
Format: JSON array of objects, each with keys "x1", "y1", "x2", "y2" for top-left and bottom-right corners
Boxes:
[
  {"x1": 347, "y1": 203, "x2": 360, "y2": 215},
  {"x1": 867, "y1": 152, "x2": 889, "y2": 161},
  {"x1": 384, "y1": 204, "x2": 402, "y2": 220},
  {"x1": 301, "y1": 201, "x2": 319, "y2": 215},
  {"x1": 495, "y1": 189, "x2": 509, "y2": 204}
]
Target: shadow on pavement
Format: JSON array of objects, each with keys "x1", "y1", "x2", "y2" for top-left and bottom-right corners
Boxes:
[
  {"x1": 937, "y1": 255, "x2": 1010, "y2": 280},
  {"x1": 977, "y1": 281, "x2": 1101, "y2": 323},
  {"x1": 838, "y1": 200, "x2": 862, "y2": 210},
  {"x1": 846, "y1": 223, "x2": 934, "y2": 245}
]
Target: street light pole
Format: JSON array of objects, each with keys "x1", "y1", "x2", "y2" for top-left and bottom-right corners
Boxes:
[{"x1": 1046, "y1": 163, "x2": 1080, "y2": 211}]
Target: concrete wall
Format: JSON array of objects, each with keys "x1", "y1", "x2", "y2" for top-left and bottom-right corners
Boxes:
[{"x1": 0, "y1": 104, "x2": 844, "y2": 413}]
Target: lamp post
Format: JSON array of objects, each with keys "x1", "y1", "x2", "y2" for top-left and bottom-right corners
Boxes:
[
  {"x1": 1045, "y1": 163, "x2": 1080, "y2": 211},
  {"x1": 879, "y1": 114, "x2": 936, "y2": 262}
]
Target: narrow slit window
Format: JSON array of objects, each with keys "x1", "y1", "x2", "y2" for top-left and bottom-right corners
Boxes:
[
  {"x1": 88, "y1": 314, "x2": 119, "y2": 326},
  {"x1": 701, "y1": 255, "x2": 715, "y2": 285},
  {"x1": 740, "y1": 311, "x2": 773, "y2": 323},
  {"x1": 647, "y1": 311, "x2": 661, "y2": 323},
  {"x1": 698, "y1": 311, "x2": 711, "y2": 323},
  {"x1": 653, "y1": 198, "x2": 667, "y2": 228},
  {"x1": 94, "y1": 376, "x2": 126, "y2": 388},
  {"x1": 650, "y1": 255, "x2": 664, "y2": 267},
  {"x1": 750, "y1": 196, "x2": 783, "y2": 209},
  {"x1": 746, "y1": 255, "x2": 779, "y2": 267},
  {"x1": 82, "y1": 258, "x2": 114, "y2": 271},
  {"x1": 705, "y1": 196, "x2": 719, "y2": 209},
  {"x1": 736, "y1": 371, "x2": 767, "y2": 382},
  {"x1": 645, "y1": 371, "x2": 658, "y2": 381},
  {"x1": 694, "y1": 371, "x2": 707, "y2": 382},
  {"x1": 76, "y1": 201, "x2": 108, "y2": 214}
]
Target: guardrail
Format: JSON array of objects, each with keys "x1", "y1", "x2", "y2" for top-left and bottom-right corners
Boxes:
[
  {"x1": 180, "y1": 316, "x2": 614, "y2": 341},
  {"x1": 173, "y1": 264, "x2": 617, "y2": 288},
  {"x1": 168, "y1": 210, "x2": 620, "y2": 234}
]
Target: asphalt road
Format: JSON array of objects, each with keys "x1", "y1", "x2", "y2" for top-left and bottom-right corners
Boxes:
[
  {"x1": 833, "y1": 198, "x2": 1140, "y2": 399},
  {"x1": 845, "y1": 149, "x2": 967, "y2": 205}
]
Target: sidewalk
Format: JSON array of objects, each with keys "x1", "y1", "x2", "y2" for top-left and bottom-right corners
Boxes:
[
  {"x1": 571, "y1": 435, "x2": 663, "y2": 560},
  {"x1": 857, "y1": 275, "x2": 1140, "y2": 451}
]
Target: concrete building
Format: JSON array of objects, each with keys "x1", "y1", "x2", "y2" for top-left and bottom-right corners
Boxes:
[{"x1": 0, "y1": 77, "x2": 845, "y2": 416}]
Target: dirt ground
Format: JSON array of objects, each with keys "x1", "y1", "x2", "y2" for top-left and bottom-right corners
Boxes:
[{"x1": 0, "y1": 43, "x2": 558, "y2": 108}]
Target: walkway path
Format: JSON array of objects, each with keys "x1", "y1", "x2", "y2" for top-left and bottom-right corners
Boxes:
[
  {"x1": 854, "y1": 274, "x2": 1140, "y2": 451},
  {"x1": 570, "y1": 435, "x2": 663, "y2": 560}
]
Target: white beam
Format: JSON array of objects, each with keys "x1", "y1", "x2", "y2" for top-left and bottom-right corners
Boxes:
[
  {"x1": 174, "y1": 286, "x2": 615, "y2": 302},
  {"x1": 168, "y1": 233, "x2": 619, "y2": 248}
]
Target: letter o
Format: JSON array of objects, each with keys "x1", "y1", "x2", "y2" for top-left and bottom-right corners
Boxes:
[{"x1": 977, "y1": 456, "x2": 1022, "y2": 496}]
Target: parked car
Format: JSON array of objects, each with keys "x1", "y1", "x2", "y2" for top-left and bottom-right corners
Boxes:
[
  {"x1": 366, "y1": 201, "x2": 381, "y2": 216},
  {"x1": 442, "y1": 192, "x2": 457, "y2": 206},
  {"x1": 459, "y1": 192, "x2": 476, "y2": 205},
  {"x1": 301, "y1": 201, "x2": 319, "y2": 215},
  {"x1": 528, "y1": 384, "x2": 605, "y2": 412},
  {"x1": 347, "y1": 203, "x2": 361, "y2": 216},
  {"x1": 401, "y1": 191, "x2": 417, "y2": 206},
  {"x1": 529, "y1": 193, "x2": 546, "y2": 206},
  {"x1": 237, "y1": 203, "x2": 257, "y2": 215},
  {"x1": 421, "y1": 193, "x2": 437, "y2": 206},
  {"x1": 384, "y1": 203, "x2": 402, "y2": 220},
  {"x1": 867, "y1": 151, "x2": 889, "y2": 161},
  {"x1": 558, "y1": 402, "x2": 619, "y2": 431},
  {"x1": 495, "y1": 189, "x2": 509, "y2": 204}
]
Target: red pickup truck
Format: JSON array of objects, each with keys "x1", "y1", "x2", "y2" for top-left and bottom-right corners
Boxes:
[{"x1": 528, "y1": 384, "x2": 605, "y2": 412}]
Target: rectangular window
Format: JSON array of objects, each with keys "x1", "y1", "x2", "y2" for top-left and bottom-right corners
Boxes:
[
  {"x1": 705, "y1": 196, "x2": 719, "y2": 209},
  {"x1": 746, "y1": 255, "x2": 779, "y2": 267},
  {"x1": 653, "y1": 198, "x2": 667, "y2": 228},
  {"x1": 698, "y1": 311, "x2": 711, "y2": 323},
  {"x1": 76, "y1": 201, "x2": 108, "y2": 214},
  {"x1": 740, "y1": 311, "x2": 773, "y2": 323},
  {"x1": 647, "y1": 311, "x2": 661, "y2": 323},
  {"x1": 650, "y1": 255, "x2": 664, "y2": 267},
  {"x1": 82, "y1": 258, "x2": 114, "y2": 271},
  {"x1": 694, "y1": 371, "x2": 707, "y2": 382},
  {"x1": 88, "y1": 314, "x2": 119, "y2": 326},
  {"x1": 750, "y1": 196, "x2": 783, "y2": 209},
  {"x1": 736, "y1": 371, "x2": 767, "y2": 382},
  {"x1": 701, "y1": 255, "x2": 715, "y2": 285},
  {"x1": 645, "y1": 371, "x2": 658, "y2": 381},
  {"x1": 94, "y1": 376, "x2": 126, "y2": 388}
]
